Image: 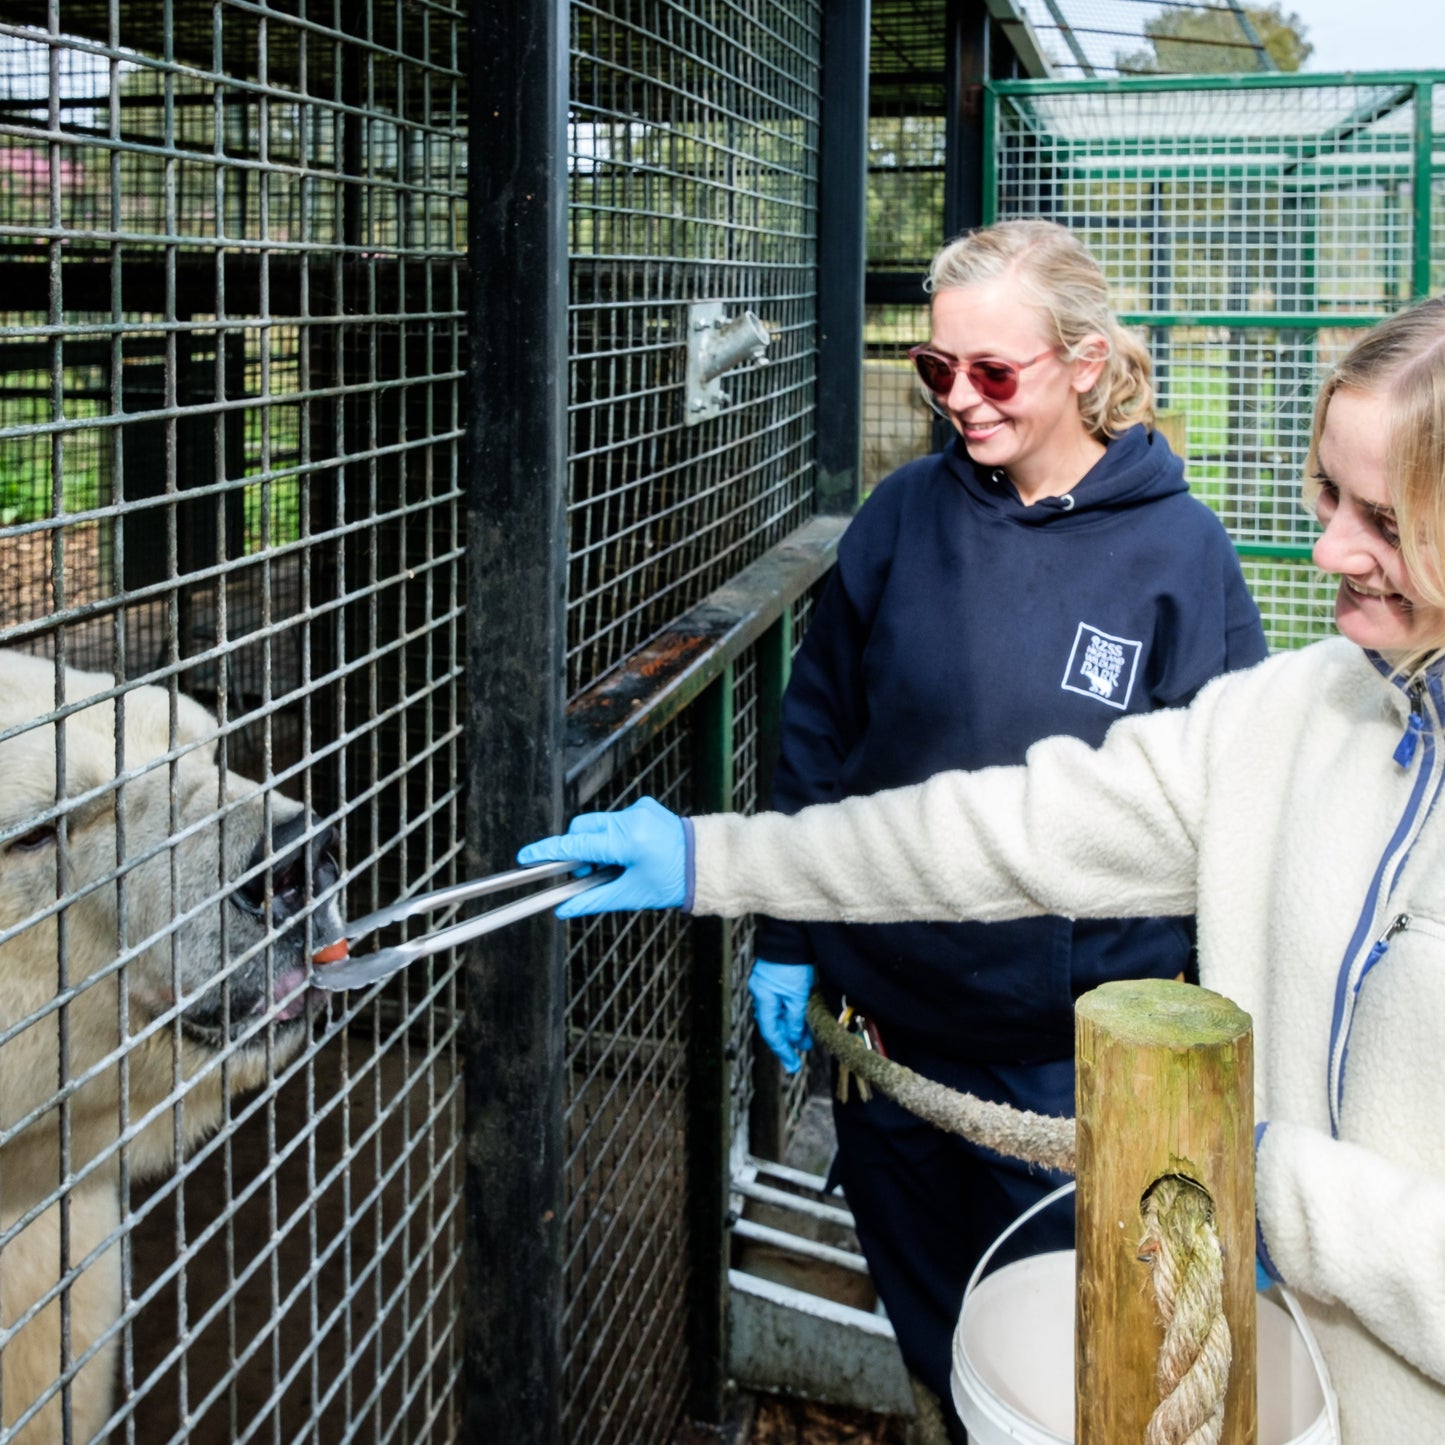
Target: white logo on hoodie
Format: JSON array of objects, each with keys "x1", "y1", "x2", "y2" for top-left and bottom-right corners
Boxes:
[{"x1": 1062, "y1": 622, "x2": 1141, "y2": 710}]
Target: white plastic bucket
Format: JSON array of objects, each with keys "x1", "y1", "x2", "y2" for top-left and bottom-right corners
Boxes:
[{"x1": 949, "y1": 1182, "x2": 1339, "y2": 1445}]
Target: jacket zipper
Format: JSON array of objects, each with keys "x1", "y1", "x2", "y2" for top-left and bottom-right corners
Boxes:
[
  {"x1": 1329, "y1": 675, "x2": 1442, "y2": 1135},
  {"x1": 1333, "y1": 913, "x2": 1445, "y2": 1123},
  {"x1": 1393, "y1": 679, "x2": 1426, "y2": 766},
  {"x1": 1358, "y1": 912, "x2": 1410, "y2": 987}
]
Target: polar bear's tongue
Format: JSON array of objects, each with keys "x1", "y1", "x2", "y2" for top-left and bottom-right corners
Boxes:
[{"x1": 272, "y1": 966, "x2": 312, "y2": 1020}]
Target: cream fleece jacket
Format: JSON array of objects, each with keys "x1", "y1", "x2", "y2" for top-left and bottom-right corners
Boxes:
[{"x1": 692, "y1": 637, "x2": 1445, "y2": 1443}]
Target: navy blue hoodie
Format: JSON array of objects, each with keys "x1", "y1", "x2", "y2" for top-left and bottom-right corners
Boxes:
[{"x1": 756, "y1": 424, "x2": 1267, "y2": 1064}]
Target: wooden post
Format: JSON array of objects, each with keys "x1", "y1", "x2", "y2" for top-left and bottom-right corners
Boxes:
[{"x1": 1074, "y1": 979, "x2": 1256, "y2": 1445}]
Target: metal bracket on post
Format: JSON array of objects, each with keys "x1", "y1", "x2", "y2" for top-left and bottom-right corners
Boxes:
[{"x1": 684, "y1": 301, "x2": 770, "y2": 426}]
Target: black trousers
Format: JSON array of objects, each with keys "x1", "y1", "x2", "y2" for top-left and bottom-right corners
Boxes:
[{"x1": 829, "y1": 1059, "x2": 1074, "y2": 1438}]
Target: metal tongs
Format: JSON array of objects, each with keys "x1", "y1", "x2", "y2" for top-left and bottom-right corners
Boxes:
[{"x1": 310, "y1": 860, "x2": 620, "y2": 991}]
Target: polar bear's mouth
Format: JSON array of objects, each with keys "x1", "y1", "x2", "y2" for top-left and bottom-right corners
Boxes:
[
  {"x1": 172, "y1": 808, "x2": 342, "y2": 1046},
  {"x1": 177, "y1": 960, "x2": 327, "y2": 1047}
]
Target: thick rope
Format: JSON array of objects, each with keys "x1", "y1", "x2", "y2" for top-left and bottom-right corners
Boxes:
[
  {"x1": 805, "y1": 991, "x2": 1076, "y2": 1174},
  {"x1": 1138, "y1": 1177, "x2": 1233, "y2": 1445}
]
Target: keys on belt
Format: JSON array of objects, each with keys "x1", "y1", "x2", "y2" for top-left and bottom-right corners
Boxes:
[{"x1": 835, "y1": 996, "x2": 886, "y2": 1104}]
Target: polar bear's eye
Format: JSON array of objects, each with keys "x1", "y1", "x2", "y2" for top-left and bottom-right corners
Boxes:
[{"x1": 7, "y1": 825, "x2": 57, "y2": 854}]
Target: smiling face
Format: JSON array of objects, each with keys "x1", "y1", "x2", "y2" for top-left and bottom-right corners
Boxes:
[
  {"x1": 1312, "y1": 386, "x2": 1445, "y2": 659},
  {"x1": 927, "y1": 277, "x2": 1108, "y2": 503}
]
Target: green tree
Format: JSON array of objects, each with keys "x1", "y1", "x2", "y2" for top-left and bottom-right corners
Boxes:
[{"x1": 1116, "y1": 2, "x2": 1312, "y2": 74}]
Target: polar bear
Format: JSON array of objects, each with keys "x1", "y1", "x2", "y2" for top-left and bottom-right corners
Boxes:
[{"x1": 0, "y1": 650, "x2": 343, "y2": 1443}]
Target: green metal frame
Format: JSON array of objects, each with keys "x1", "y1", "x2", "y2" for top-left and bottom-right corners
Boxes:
[{"x1": 983, "y1": 71, "x2": 1441, "y2": 578}]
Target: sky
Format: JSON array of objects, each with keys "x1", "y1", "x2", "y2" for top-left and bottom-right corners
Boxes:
[{"x1": 1293, "y1": 0, "x2": 1445, "y2": 73}]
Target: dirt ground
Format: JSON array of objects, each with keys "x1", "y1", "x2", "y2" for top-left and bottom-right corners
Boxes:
[
  {"x1": 673, "y1": 1394, "x2": 909, "y2": 1445},
  {"x1": 747, "y1": 1396, "x2": 909, "y2": 1444}
]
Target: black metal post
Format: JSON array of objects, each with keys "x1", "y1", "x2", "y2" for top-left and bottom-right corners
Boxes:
[
  {"x1": 464, "y1": 2, "x2": 570, "y2": 1442},
  {"x1": 815, "y1": 0, "x2": 870, "y2": 516},
  {"x1": 945, "y1": 0, "x2": 989, "y2": 239}
]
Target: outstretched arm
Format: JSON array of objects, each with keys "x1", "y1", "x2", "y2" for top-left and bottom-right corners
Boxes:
[
  {"x1": 519, "y1": 678, "x2": 1221, "y2": 927},
  {"x1": 689, "y1": 693, "x2": 1213, "y2": 927}
]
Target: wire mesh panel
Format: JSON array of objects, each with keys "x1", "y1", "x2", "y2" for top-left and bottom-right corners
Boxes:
[
  {"x1": 728, "y1": 653, "x2": 763, "y2": 1171},
  {"x1": 867, "y1": 4, "x2": 946, "y2": 282},
  {"x1": 0, "y1": 2, "x2": 467, "y2": 1440},
  {"x1": 990, "y1": 73, "x2": 1444, "y2": 651},
  {"x1": 862, "y1": 302, "x2": 933, "y2": 493},
  {"x1": 557, "y1": 9, "x2": 826, "y2": 1422},
  {"x1": 565, "y1": 0, "x2": 822, "y2": 699},
  {"x1": 561, "y1": 724, "x2": 694, "y2": 1443}
]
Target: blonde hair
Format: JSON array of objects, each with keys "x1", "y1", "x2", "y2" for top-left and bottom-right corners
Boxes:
[
  {"x1": 925, "y1": 219, "x2": 1154, "y2": 438},
  {"x1": 1302, "y1": 298, "x2": 1445, "y2": 673}
]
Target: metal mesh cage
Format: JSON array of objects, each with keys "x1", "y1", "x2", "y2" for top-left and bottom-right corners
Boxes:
[
  {"x1": 565, "y1": 0, "x2": 822, "y2": 699},
  {"x1": 562, "y1": 723, "x2": 694, "y2": 1443},
  {"x1": 867, "y1": 3, "x2": 946, "y2": 279},
  {"x1": 556, "y1": 13, "x2": 829, "y2": 1420},
  {"x1": 728, "y1": 653, "x2": 762, "y2": 1170},
  {"x1": 987, "y1": 74, "x2": 1444, "y2": 652},
  {"x1": 0, "y1": 1, "x2": 468, "y2": 1439},
  {"x1": 557, "y1": 618, "x2": 830, "y2": 1436}
]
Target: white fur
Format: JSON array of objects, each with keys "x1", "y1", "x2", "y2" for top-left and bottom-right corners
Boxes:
[{"x1": 0, "y1": 651, "x2": 341, "y2": 1442}]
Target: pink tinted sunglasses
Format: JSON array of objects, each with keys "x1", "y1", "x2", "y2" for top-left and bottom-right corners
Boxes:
[{"x1": 907, "y1": 344, "x2": 1059, "y2": 403}]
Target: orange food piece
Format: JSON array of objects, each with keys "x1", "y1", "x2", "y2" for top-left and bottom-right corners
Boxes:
[{"x1": 313, "y1": 939, "x2": 350, "y2": 965}]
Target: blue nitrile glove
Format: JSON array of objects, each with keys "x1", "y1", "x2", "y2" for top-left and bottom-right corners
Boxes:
[
  {"x1": 748, "y1": 960, "x2": 814, "y2": 1074},
  {"x1": 516, "y1": 796, "x2": 688, "y2": 918}
]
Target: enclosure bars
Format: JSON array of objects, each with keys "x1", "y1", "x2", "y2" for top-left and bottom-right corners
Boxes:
[
  {"x1": 732, "y1": 0, "x2": 870, "y2": 1244},
  {"x1": 465, "y1": 0, "x2": 870, "y2": 1437},
  {"x1": 562, "y1": 523, "x2": 843, "y2": 1407},
  {"x1": 464, "y1": 1, "x2": 571, "y2": 1442},
  {"x1": 982, "y1": 70, "x2": 1439, "y2": 597}
]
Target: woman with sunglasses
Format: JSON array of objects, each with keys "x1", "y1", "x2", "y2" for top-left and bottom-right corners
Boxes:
[
  {"x1": 730, "y1": 220, "x2": 1266, "y2": 1430},
  {"x1": 519, "y1": 296, "x2": 1445, "y2": 1442}
]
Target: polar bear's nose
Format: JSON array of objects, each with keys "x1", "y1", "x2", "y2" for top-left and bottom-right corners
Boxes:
[{"x1": 238, "y1": 812, "x2": 341, "y2": 921}]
